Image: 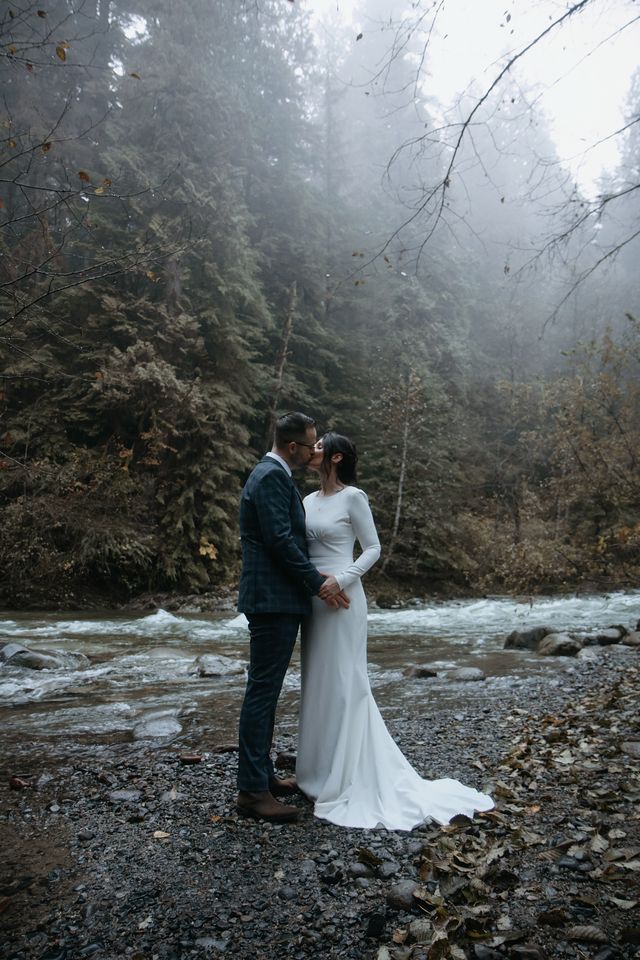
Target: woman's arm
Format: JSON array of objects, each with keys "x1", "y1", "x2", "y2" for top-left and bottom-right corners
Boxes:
[{"x1": 336, "y1": 488, "x2": 381, "y2": 590}]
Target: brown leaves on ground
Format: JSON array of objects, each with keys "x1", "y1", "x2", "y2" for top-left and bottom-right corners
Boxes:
[{"x1": 380, "y1": 664, "x2": 639, "y2": 960}]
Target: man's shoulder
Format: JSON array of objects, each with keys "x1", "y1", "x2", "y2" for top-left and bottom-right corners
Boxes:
[{"x1": 245, "y1": 457, "x2": 290, "y2": 488}]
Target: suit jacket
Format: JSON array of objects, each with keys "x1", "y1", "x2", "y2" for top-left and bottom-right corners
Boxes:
[{"x1": 237, "y1": 456, "x2": 325, "y2": 614}]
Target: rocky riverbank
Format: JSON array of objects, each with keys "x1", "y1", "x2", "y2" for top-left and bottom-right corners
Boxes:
[{"x1": 1, "y1": 641, "x2": 639, "y2": 960}]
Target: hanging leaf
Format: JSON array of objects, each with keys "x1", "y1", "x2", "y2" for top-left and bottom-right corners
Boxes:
[
  {"x1": 56, "y1": 45, "x2": 67, "y2": 61},
  {"x1": 41, "y1": 142, "x2": 52, "y2": 153},
  {"x1": 78, "y1": 170, "x2": 91, "y2": 182},
  {"x1": 37, "y1": 9, "x2": 47, "y2": 15},
  {"x1": 356, "y1": 32, "x2": 363, "y2": 40},
  {"x1": 94, "y1": 186, "x2": 105, "y2": 195},
  {"x1": 129, "y1": 72, "x2": 141, "y2": 79}
]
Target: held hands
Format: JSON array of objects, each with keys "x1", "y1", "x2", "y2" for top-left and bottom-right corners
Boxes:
[
  {"x1": 319, "y1": 573, "x2": 350, "y2": 610},
  {"x1": 318, "y1": 574, "x2": 341, "y2": 599},
  {"x1": 324, "y1": 590, "x2": 350, "y2": 610}
]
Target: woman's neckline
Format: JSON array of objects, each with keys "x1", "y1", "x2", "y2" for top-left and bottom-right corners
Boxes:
[{"x1": 316, "y1": 486, "x2": 348, "y2": 498}]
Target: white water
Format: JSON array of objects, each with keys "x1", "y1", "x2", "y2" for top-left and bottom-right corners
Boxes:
[{"x1": 1, "y1": 591, "x2": 638, "y2": 758}]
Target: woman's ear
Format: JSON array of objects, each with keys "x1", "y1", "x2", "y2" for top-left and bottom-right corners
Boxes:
[{"x1": 331, "y1": 453, "x2": 344, "y2": 464}]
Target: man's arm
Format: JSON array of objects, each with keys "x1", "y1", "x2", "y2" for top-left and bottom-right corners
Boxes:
[{"x1": 252, "y1": 468, "x2": 325, "y2": 595}]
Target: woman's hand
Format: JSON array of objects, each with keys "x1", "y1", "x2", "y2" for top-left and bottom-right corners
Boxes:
[
  {"x1": 323, "y1": 590, "x2": 350, "y2": 610},
  {"x1": 318, "y1": 574, "x2": 341, "y2": 599}
]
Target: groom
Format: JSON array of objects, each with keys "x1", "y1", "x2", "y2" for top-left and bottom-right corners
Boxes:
[{"x1": 236, "y1": 412, "x2": 345, "y2": 822}]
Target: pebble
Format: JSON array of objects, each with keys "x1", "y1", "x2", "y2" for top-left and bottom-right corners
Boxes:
[
  {"x1": 386, "y1": 879, "x2": 418, "y2": 911},
  {"x1": 108, "y1": 789, "x2": 142, "y2": 804}
]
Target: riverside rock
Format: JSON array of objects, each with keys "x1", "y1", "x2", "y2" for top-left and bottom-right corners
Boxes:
[
  {"x1": 537, "y1": 633, "x2": 582, "y2": 657},
  {"x1": 2, "y1": 645, "x2": 90, "y2": 670},
  {"x1": 403, "y1": 664, "x2": 438, "y2": 678},
  {"x1": 504, "y1": 626, "x2": 551, "y2": 650},
  {"x1": 448, "y1": 667, "x2": 486, "y2": 681},
  {"x1": 622, "y1": 631, "x2": 640, "y2": 647},
  {"x1": 194, "y1": 654, "x2": 246, "y2": 676},
  {"x1": 595, "y1": 627, "x2": 626, "y2": 645}
]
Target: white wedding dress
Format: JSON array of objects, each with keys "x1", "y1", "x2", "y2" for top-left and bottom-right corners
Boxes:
[{"x1": 296, "y1": 486, "x2": 493, "y2": 830}]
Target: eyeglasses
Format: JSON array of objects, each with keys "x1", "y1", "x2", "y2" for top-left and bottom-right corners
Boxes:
[{"x1": 293, "y1": 440, "x2": 317, "y2": 450}]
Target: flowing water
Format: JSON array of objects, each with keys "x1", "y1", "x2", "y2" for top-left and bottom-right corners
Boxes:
[{"x1": 1, "y1": 591, "x2": 638, "y2": 767}]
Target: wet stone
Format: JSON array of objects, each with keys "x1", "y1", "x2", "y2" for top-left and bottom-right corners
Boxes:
[
  {"x1": 386, "y1": 879, "x2": 418, "y2": 911},
  {"x1": 378, "y1": 860, "x2": 400, "y2": 879},
  {"x1": 448, "y1": 667, "x2": 486, "y2": 682},
  {"x1": 278, "y1": 885, "x2": 297, "y2": 901},
  {"x1": 108, "y1": 789, "x2": 142, "y2": 804}
]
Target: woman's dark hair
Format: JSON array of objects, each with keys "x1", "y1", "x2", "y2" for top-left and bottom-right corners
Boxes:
[{"x1": 320, "y1": 432, "x2": 358, "y2": 485}]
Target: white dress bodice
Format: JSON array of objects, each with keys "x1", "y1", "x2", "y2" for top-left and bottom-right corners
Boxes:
[{"x1": 303, "y1": 486, "x2": 381, "y2": 587}]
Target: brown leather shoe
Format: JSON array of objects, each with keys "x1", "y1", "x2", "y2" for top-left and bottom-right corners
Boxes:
[
  {"x1": 269, "y1": 775, "x2": 299, "y2": 797},
  {"x1": 236, "y1": 790, "x2": 300, "y2": 822}
]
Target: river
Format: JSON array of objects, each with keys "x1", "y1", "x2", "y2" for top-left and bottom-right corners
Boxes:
[{"x1": 1, "y1": 591, "x2": 638, "y2": 768}]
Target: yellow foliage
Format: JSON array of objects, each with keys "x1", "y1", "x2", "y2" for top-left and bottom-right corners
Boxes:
[{"x1": 198, "y1": 538, "x2": 218, "y2": 560}]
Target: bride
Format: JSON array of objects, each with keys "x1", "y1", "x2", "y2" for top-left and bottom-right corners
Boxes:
[{"x1": 296, "y1": 431, "x2": 493, "y2": 830}]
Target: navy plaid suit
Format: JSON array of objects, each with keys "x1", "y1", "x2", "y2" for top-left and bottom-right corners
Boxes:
[{"x1": 237, "y1": 456, "x2": 325, "y2": 792}]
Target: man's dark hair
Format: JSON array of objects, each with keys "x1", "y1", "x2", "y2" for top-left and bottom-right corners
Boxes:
[{"x1": 274, "y1": 412, "x2": 316, "y2": 447}]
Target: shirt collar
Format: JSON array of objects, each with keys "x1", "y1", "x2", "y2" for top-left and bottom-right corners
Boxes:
[{"x1": 266, "y1": 451, "x2": 292, "y2": 477}]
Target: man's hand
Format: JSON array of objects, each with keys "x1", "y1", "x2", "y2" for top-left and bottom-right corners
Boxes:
[
  {"x1": 323, "y1": 590, "x2": 350, "y2": 610},
  {"x1": 318, "y1": 574, "x2": 341, "y2": 599}
]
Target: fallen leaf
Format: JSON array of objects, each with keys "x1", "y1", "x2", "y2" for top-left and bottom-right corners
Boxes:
[
  {"x1": 610, "y1": 898, "x2": 638, "y2": 910},
  {"x1": 566, "y1": 925, "x2": 608, "y2": 944},
  {"x1": 153, "y1": 830, "x2": 170, "y2": 839}
]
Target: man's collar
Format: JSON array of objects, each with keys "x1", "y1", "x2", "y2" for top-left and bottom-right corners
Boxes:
[{"x1": 265, "y1": 451, "x2": 292, "y2": 476}]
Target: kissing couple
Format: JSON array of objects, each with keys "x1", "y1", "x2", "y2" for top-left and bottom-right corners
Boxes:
[{"x1": 236, "y1": 411, "x2": 493, "y2": 830}]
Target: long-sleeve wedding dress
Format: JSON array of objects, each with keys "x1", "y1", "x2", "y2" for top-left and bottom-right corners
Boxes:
[{"x1": 296, "y1": 486, "x2": 493, "y2": 830}]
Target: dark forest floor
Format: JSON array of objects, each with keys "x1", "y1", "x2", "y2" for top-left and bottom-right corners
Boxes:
[{"x1": 1, "y1": 645, "x2": 639, "y2": 960}]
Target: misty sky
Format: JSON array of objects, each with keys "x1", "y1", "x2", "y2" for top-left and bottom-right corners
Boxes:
[{"x1": 307, "y1": 0, "x2": 639, "y2": 193}]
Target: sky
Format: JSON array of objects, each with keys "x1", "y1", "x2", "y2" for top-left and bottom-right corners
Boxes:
[{"x1": 304, "y1": 0, "x2": 639, "y2": 194}]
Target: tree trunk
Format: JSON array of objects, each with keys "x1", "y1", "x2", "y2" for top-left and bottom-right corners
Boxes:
[
  {"x1": 379, "y1": 373, "x2": 411, "y2": 575},
  {"x1": 265, "y1": 282, "x2": 297, "y2": 448}
]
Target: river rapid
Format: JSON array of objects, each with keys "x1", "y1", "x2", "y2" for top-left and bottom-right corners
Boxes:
[{"x1": 1, "y1": 591, "x2": 639, "y2": 768}]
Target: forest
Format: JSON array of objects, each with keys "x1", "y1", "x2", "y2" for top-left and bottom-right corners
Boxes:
[{"x1": 1, "y1": 0, "x2": 639, "y2": 608}]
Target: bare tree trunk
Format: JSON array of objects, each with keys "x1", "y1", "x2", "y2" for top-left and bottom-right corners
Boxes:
[
  {"x1": 379, "y1": 373, "x2": 411, "y2": 576},
  {"x1": 265, "y1": 282, "x2": 297, "y2": 448}
]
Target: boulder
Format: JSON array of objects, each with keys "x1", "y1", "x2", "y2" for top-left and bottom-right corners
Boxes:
[
  {"x1": 0, "y1": 642, "x2": 30, "y2": 662},
  {"x1": 504, "y1": 627, "x2": 551, "y2": 650},
  {"x1": 622, "y1": 631, "x2": 640, "y2": 647},
  {"x1": 2, "y1": 645, "x2": 89, "y2": 670},
  {"x1": 537, "y1": 633, "x2": 582, "y2": 657},
  {"x1": 595, "y1": 627, "x2": 626, "y2": 646},
  {"x1": 194, "y1": 654, "x2": 246, "y2": 677},
  {"x1": 403, "y1": 664, "x2": 438, "y2": 678}
]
